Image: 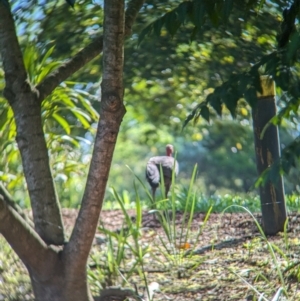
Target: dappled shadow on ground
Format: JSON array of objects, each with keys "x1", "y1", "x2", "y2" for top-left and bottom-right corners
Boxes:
[
  {"x1": 2, "y1": 209, "x2": 300, "y2": 300},
  {"x1": 61, "y1": 209, "x2": 300, "y2": 301}
]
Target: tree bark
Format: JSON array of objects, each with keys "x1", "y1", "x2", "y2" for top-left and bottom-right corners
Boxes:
[
  {"x1": 0, "y1": 196, "x2": 58, "y2": 277},
  {"x1": 0, "y1": 2, "x2": 65, "y2": 245},
  {"x1": 0, "y1": 0, "x2": 144, "y2": 299},
  {"x1": 252, "y1": 77, "x2": 287, "y2": 235},
  {"x1": 64, "y1": 0, "x2": 126, "y2": 276}
]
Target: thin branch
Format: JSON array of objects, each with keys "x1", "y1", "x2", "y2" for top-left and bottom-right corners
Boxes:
[
  {"x1": 0, "y1": 196, "x2": 59, "y2": 278},
  {"x1": 36, "y1": 0, "x2": 145, "y2": 103},
  {"x1": 0, "y1": 183, "x2": 34, "y2": 228}
]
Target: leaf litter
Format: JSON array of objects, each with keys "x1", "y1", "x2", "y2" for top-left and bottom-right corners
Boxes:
[{"x1": 2, "y1": 209, "x2": 300, "y2": 300}]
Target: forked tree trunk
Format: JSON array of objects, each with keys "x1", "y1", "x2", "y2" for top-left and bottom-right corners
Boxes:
[
  {"x1": 29, "y1": 266, "x2": 92, "y2": 301},
  {"x1": 30, "y1": 0, "x2": 126, "y2": 299},
  {"x1": 0, "y1": 0, "x2": 148, "y2": 299}
]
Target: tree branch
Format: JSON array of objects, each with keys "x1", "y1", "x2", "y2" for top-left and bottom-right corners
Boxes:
[
  {"x1": 36, "y1": 0, "x2": 145, "y2": 103},
  {"x1": 0, "y1": 183, "x2": 34, "y2": 228},
  {"x1": 277, "y1": 0, "x2": 300, "y2": 48},
  {"x1": 63, "y1": 0, "x2": 126, "y2": 272},
  {"x1": 0, "y1": 196, "x2": 59, "y2": 278},
  {"x1": 0, "y1": 2, "x2": 28, "y2": 101},
  {"x1": 0, "y1": 1, "x2": 65, "y2": 245}
]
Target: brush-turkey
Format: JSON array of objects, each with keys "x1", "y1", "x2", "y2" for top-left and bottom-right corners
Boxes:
[{"x1": 146, "y1": 144, "x2": 179, "y2": 200}]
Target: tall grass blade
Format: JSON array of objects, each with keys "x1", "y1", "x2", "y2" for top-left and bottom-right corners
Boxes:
[
  {"x1": 225, "y1": 205, "x2": 287, "y2": 293},
  {"x1": 179, "y1": 164, "x2": 197, "y2": 244}
]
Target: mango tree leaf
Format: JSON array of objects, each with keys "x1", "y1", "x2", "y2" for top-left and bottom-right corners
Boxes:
[
  {"x1": 207, "y1": 92, "x2": 222, "y2": 116},
  {"x1": 204, "y1": 0, "x2": 220, "y2": 27},
  {"x1": 244, "y1": 87, "x2": 257, "y2": 108},
  {"x1": 165, "y1": 10, "x2": 181, "y2": 36},
  {"x1": 190, "y1": 0, "x2": 206, "y2": 29},
  {"x1": 222, "y1": 0, "x2": 234, "y2": 23},
  {"x1": 176, "y1": 1, "x2": 190, "y2": 24},
  {"x1": 65, "y1": 0, "x2": 75, "y2": 8},
  {"x1": 200, "y1": 105, "x2": 210, "y2": 122}
]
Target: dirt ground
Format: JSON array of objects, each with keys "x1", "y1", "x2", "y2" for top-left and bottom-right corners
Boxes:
[{"x1": 61, "y1": 209, "x2": 300, "y2": 301}]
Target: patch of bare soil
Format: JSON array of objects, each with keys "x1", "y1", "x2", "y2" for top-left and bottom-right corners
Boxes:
[{"x1": 62, "y1": 209, "x2": 300, "y2": 301}]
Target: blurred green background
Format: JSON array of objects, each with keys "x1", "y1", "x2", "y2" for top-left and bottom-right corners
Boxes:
[{"x1": 0, "y1": 0, "x2": 299, "y2": 210}]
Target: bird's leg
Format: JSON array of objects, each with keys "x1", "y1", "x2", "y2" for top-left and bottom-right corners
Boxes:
[
  {"x1": 151, "y1": 188, "x2": 156, "y2": 209},
  {"x1": 151, "y1": 187, "x2": 159, "y2": 224},
  {"x1": 165, "y1": 183, "x2": 170, "y2": 199}
]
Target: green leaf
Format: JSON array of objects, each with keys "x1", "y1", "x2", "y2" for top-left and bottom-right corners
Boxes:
[
  {"x1": 70, "y1": 108, "x2": 91, "y2": 129},
  {"x1": 39, "y1": 45, "x2": 55, "y2": 71},
  {"x1": 200, "y1": 105, "x2": 210, "y2": 122},
  {"x1": 191, "y1": 0, "x2": 206, "y2": 29},
  {"x1": 286, "y1": 32, "x2": 300, "y2": 63},
  {"x1": 204, "y1": 0, "x2": 219, "y2": 27},
  {"x1": 138, "y1": 23, "x2": 154, "y2": 45},
  {"x1": 23, "y1": 45, "x2": 38, "y2": 82},
  {"x1": 165, "y1": 11, "x2": 181, "y2": 36},
  {"x1": 244, "y1": 87, "x2": 257, "y2": 108},
  {"x1": 176, "y1": 2, "x2": 190, "y2": 24},
  {"x1": 222, "y1": 0, "x2": 234, "y2": 23},
  {"x1": 153, "y1": 15, "x2": 165, "y2": 36},
  {"x1": 207, "y1": 92, "x2": 222, "y2": 116},
  {"x1": 58, "y1": 135, "x2": 80, "y2": 147},
  {"x1": 65, "y1": 0, "x2": 75, "y2": 7},
  {"x1": 223, "y1": 92, "x2": 239, "y2": 118},
  {"x1": 182, "y1": 111, "x2": 196, "y2": 130},
  {"x1": 182, "y1": 102, "x2": 204, "y2": 129},
  {"x1": 52, "y1": 113, "x2": 71, "y2": 134},
  {"x1": 36, "y1": 61, "x2": 61, "y2": 84}
]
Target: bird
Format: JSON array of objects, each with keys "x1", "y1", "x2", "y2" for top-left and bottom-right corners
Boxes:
[{"x1": 146, "y1": 144, "x2": 179, "y2": 201}]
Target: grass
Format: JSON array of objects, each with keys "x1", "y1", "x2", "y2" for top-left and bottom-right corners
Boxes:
[
  {"x1": 1, "y1": 181, "x2": 300, "y2": 300},
  {"x1": 103, "y1": 189, "x2": 300, "y2": 214},
  {"x1": 84, "y1": 195, "x2": 300, "y2": 301}
]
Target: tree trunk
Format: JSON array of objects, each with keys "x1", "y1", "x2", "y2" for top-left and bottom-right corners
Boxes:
[
  {"x1": 252, "y1": 77, "x2": 287, "y2": 235},
  {"x1": 62, "y1": 0, "x2": 126, "y2": 275},
  {"x1": 0, "y1": 1, "x2": 65, "y2": 245},
  {"x1": 0, "y1": 0, "x2": 143, "y2": 299},
  {"x1": 29, "y1": 268, "x2": 92, "y2": 301}
]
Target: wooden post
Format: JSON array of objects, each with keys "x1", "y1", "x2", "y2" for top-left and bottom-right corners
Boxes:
[{"x1": 252, "y1": 76, "x2": 287, "y2": 235}]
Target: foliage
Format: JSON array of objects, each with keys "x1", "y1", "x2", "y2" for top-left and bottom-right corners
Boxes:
[
  {"x1": 89, "y1": 185, "x2": 151, "y2": 295},
  {"x1": 137, "y1": 0, "x2": 300, "y2": 186},
  {"x1": 3, "y1": 0, "x2": 298, "y2": 205},
  {"x1": 3, "y1": 1, "x2": 300, "y2": 298},
  {"x1": 0, "y1": 44, "x2": 98, "y2": 207}
]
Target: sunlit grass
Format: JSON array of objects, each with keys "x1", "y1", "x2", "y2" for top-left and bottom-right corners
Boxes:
[
  {"x1": 103, "y1": 187, "x2": 300, "y2": 214},
  {"x1": 1, "y1": 170, "x2": 300, "y2": 300}
]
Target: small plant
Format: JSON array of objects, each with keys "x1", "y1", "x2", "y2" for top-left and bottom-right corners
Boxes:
[
  {"x1": 139, "y1": 164, "x2": 212, "y2": 278},
  {"x1": 225, "y1": 205, "x2": 296, "y2": 300},
  {"x1": 90, "y1": 184, "x2": 153, "y2": 298}
]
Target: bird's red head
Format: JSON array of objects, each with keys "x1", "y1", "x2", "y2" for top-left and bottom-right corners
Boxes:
[{"x1": 166, "y1": 144, "x2": 174, "y2": 157}]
